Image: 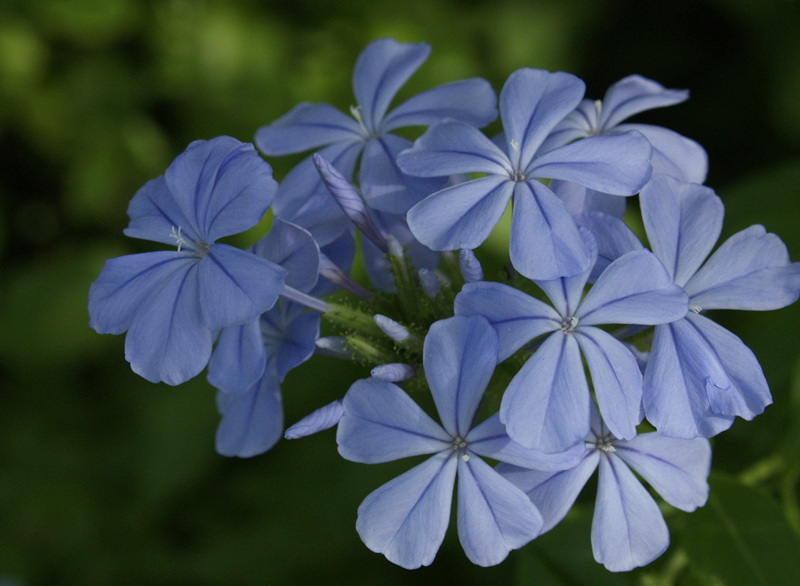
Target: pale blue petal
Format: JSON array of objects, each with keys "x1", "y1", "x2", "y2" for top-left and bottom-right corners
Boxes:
[
  {"x1": 643, "y1": 322, "x2": 735, "y2": 438},
  {"x1": 640, "y1": 175, "x2": 724, "y2": 286},
  {"x1": 550, "y1": 180, "x2": 627, "y2": 219},
  {"x1": 529, "y1": 131, "x2": 652, "y2": 196},
  {"x1": 424, "y1": 315, "x2": 498, "y2": 438},
  {"x1": 457, "y1": 455, "x2": 543, "y2": 566},
  {"x1": 501, "y1": 333, "x2": 591, "y2": 453},
  {"x1": 498, "y1": 449, "x2": 599, "y2": 533},
  {"x1": 371, "y1": 363, "x2": 416, "y2": 382},
  {"x1": 254, "y1": 102, "x2": 362, "y2": 155},
  {"x1": 311, "y1": 231, "x2": 356, "y2": 297},
  {"x1": 337, "y1": 378, "x2": 451, "y2": 463},
  {"x1": 538, "y1": 99, "x2": 597, "y2": 153},
  {"x1": 361, "y1": 134, "x2": 445, "y2": 213},
  {"x1": 207, "y1": 319, "x2": 265, "y2": 394},
  {"x1": 499, "y1": 69, "x2": 585, "y2": 170},
  {"x1": 269, "y1": 308, "x2": 320, "y2": 381},
  {"x1": 576, "y1": 250, "x2": 688, "y2": 326},
  {"x1": 407, "y1": 175, "x2": 514, "y2": 251},
  {"x1": 89, "y1": 251, "x2": 198, "y2": 335},
  {"x1": 253, "y1": 217, "x2": 320, "y2": 293},
  {"x1": 454, "y1": 281, "x2": 560, "y2": 361},
  {"x1": 197, "y1": 244, "x2": 286, "y2": 331},
  {"x1": 600, "y1": 75, "x2": 688, "y2": 131},
  {"x1": 284, "y1": 399, "x2": 344, "y2": 439},
  {"x1": 684, "y1": 225, "x2": 800, "y2": 310},
  {"x1": 356, "y1": 451, "x2": 457, "y2": 569},
  {"x1": 353, "y1": 39, "x2": 430, "y2": 134},
  {"x1": 574, "y1": 211, "x2": 643, "y2": 282},
  {"x1": 467, "y1": 413, "x2": 586, "y2": 471},
  {"x1": 396, "y1": 119, "x2": 512, "y2": 177},
  {"x1": 459, "y1": 248, "x2": 484, "y2": 282},
  {"x1": 510, "y1": 180, "x2": 591, "y2": 281},
  {"x1": 383, "y1": 78, "x2": 497, "y2": 130},
  {"x1": 374, "y1": 314, "x2": 413, "y2": 343},
  {"x1": 124, "y1": 176, "x2": 202, "y2": 247},
  {"x1": 592, "y1": 453, "x2": 670, "y2": 572},
  {"x1": 687, "y1": 313, "x2": 772, "y2": 420},
  {"x1": 534, "y1": 226, "x2": 598, "y2": 316},
  {"x1": 616, "y1": 123, "x2": 708, "y2": 184},
  {"x1": 215, "y1": 373, "x2": 283, "y2": 457},
  {"x1": 614, "y1": 433, "x2": 711, "y2": 512},
  {"x1": 124, "y1": 261, "x2": 212, "y2": 385},
  {"x1": 272, "y1": 140, "x2": 363, "y2": 246},
  {"x1": 575, "y1": 327, "x2": 642, "y2": 441}
]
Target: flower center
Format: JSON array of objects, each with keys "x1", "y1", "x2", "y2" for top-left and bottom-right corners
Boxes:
[
  {"x1": 453, "y1": 437, "x2": 470, "y2": 461},
  {"x1": 594, "y1": 436, "x2": 616, "y2": 453},
  {"x1": 169, "y1": 226, "x2": 187, "y2": 252},
  {"x1": 689, "y1": 304, "x2": 702, "y2": 314},
  {"x1": 561, "y1": 316, "x2": 578, "y2": 333}
]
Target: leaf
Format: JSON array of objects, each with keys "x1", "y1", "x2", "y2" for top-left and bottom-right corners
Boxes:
[{"x1": 680, "y1": 471, "x2": 800, "y2": 586}]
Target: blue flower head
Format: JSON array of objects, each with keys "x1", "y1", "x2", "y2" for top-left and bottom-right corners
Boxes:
[
  {"x1": 499, "y1": 405, "x2": 711, "y2": 572},
  {"x1": 336, "y1": 315, "x2": 585, "y2": 569},
  {"x1": 255, "y1": 37, "x2": 498, "y2": 245},
  {"x1": 398, "y1": 68, "x2": 654, "y2": 280},
  {"x1": 455, "y1": 228, "x2": 688, "y2": 453},
  {"x1": 88, "y1": 137, "x2": 287, "y2": 385}
]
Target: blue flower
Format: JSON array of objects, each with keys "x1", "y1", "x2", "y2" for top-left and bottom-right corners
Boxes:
[
  {"x1": 455, "y1": 229, "x2": 688, "y2": 453},
  {"x1": 336, "y1": 315, "x2": 585, "y2": 568},
  {"x1": 636, "y1": 175, "x2": 800, "y2": 438},
  {"x1": 88, "y1": 137, "x2": 287, "y2": 385},
  {"x1": 498, "y1": 406, "x2": 711, "y2": 572},
  {"x1": 255, "y1": 38, "x2": 497, "y2": 246},
  {"x1": 208, "y1": 218, "x2": 329, "y2": 457},
  {"x1": 398, "y1": 68, "x2": 653, "y2": 280},
  {"x1": 540, "y1": 75, "x2": 708, "y2": 218}
]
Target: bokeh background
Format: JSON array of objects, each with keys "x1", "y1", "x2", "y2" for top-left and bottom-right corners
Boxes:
[{"x1": 1, "y1": 0, "x2": 799, "y2": 584}]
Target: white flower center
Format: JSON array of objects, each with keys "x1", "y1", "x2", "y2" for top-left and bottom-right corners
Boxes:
[
  {"x1": 561, "y1": 316, "x2": 579, "y2": 333},
  {"x1": 595, "y1": 436, "x2": 616, "y2": 453},
  {"x1": 169, "y1": 226, "x2": 187, "y2": 252}
]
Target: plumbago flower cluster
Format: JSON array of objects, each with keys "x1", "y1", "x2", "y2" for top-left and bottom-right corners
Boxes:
[{"x1": 88, "y1": 38, "x2": 800, "y2": 572}]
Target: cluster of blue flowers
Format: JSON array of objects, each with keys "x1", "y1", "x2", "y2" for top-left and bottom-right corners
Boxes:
[{"x1": 88, "y1": 38, "x2": 800, "y2": 572}]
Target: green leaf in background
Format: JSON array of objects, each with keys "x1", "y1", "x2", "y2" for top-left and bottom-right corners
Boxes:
[{"x1": 680, "y1": 471, "x2": 800, "y2": 586}]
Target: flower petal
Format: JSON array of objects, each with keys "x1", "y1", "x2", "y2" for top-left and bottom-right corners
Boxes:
[
  {"x1": 164, "y1": 137, "x2": 277, "y2": 242},
  {"x1": 616, "y1": 123, "x2": 708, "y2": 184},
  {"x1": 424, "y1": 315, "x2": 498, "y2": 438},
  {"x1": 89, "y1": 251, "x2": 197, "y2": 335},
  {"x1": 497, "y1": 449, "x2": 599, "y2": 533},
  {"x1": 467, "y1": 413, "x2": 586, "y2": 470},
  {"x1": 576, "y1": 249, "x2": 688, "y2": 326},
  {"x1": 574, "y1": 211, "x2": 643, "y2": 282},
  {"x1": 687, "y1": 313, "x2": 772, "y2": 420},
  {"x1": 265, "y1": 307, "x2": 320, "y2": 381},
  {"x1": 501, "y1": 332, "x2": 591, "y2": 453},
  {"x1": 538, "y1": 99, "x2": 597, "y2": 153},
  {"x1": 197, "y1": 244, "x2": 287, "y2": 331},
  {"x1": 592, "y1": 453, "x2": 670, "y2": 572},
  {"x1": 337, "y1": 378, "x2": 451, "y2": 464},
  {"x1": 253, "y1": 217, "x2": 320, "y2": 293},
  {"x1": 600, "y1": 75, "x2": 688, "y2": 131},
  {"x1": 254, "y1": 103, "x2": 362, "y2": 155},
  {"x1": 124, "y1": 176, "x2": 202, "y2": 247},
  {"x1": 397, "y1": 119, "x2": 512, "y2": 177},
  {"x1": 361, "y1": 134, "x2": 445, "y2": 213},
  {"x1": 534, "y1": 226, "x2": 598, "y2": 316},
  {"x1": 454, "y1": 281, "x2": 561, "y2": 361},
  {"x1": 383, "y1": 78, "x2": 498, "y2": 130},
  {"x1": 575, "y1": 327, "x2": 643, "y2": 441},
  {"x1": 643, "y1": 322, "x2": 735, "y2": 439},
  {"x1": 529, "y1": 131, "x2": 652, "y2": 196},
  {"x1": 614, "y1": 433, "x2": 711, "y2": 512},
  {"x1": 215, "y1": 372, "x2": 283, "y2": 457},
  {"x1": 207, "y1": 318, "x2": 265, "y2": 394},
  {"x1": 124, "y1": 261, "x2": 212, "y2": 385},
  {"x1": 550, "y1": 180, "x2": 627, "y2": 219},
  {"x1": 353, "y1": 38, "x2": 430, "y2": 133},
  {"x1": 500, "y1": 69, "x2": 585, "y2": 171},
  {"x1": 457, "y1": 455, "x2": 543, "y2": 566},
  {"x1": 684, "y1": 225, "x2": 800, "y2": 311},
  {"x1": 407, "y1": 175, "x2": 514, "y2": 251},
  {"x1": 640, "y1": 174, "x2": 724, "y2": 286},
  {"x1": 356, "y1": 451, "x2": 457, "y2": 569},
  {"x1": 510, "y1": 180, "x2": 591, "y2": 281}
]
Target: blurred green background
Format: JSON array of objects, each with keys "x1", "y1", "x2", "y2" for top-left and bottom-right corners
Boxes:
[{"x1": 1, "y1": 0, "x2": 799, "y2": 584}]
